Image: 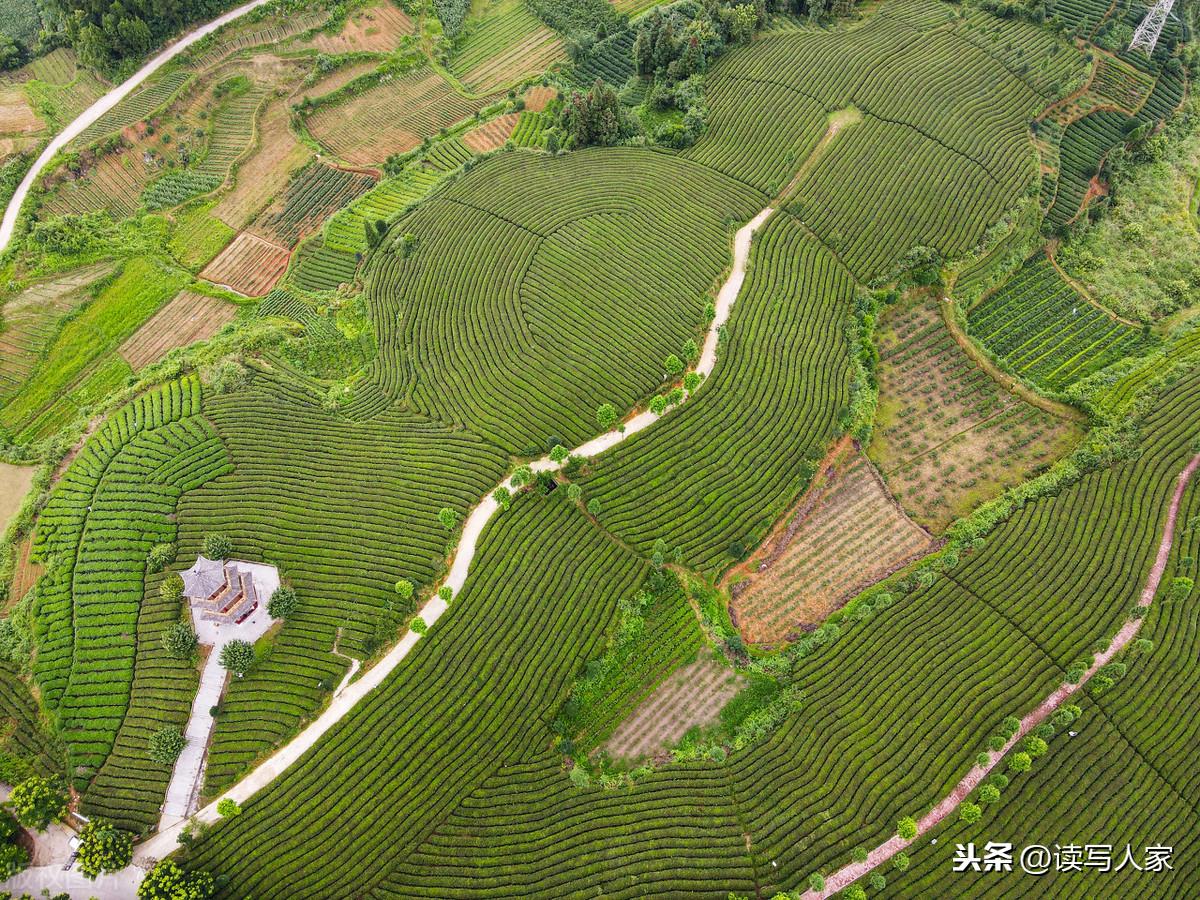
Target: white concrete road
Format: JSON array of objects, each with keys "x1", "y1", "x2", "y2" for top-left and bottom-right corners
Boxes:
[{"x1": 0, "y1": 0, "x2": 276, "y2": 257}]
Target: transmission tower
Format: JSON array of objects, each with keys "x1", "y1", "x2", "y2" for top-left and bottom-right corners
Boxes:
[{"x1": 1129, "y1": 0, "x2": 1176, "y2": 55}]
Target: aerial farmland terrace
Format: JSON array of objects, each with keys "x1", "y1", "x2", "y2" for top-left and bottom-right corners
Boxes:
[{"x1": 0, "y1": 0, "x2": 1197, "y2": 897}]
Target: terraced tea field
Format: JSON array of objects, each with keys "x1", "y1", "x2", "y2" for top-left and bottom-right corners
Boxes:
[{"x1": 968, "y1": 253, "x2": 1158, "y2": 390}]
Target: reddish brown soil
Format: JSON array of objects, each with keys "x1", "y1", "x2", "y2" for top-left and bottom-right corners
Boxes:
[
  {"x1": 201, "y1": 232, "x2": 291, "y2": 297},
  {"x1": 117, "y1": 290, "x2": 239, "y2": 369},
  {"x1": 462, "y1": 114, "x2": 518, "y2": 153}
]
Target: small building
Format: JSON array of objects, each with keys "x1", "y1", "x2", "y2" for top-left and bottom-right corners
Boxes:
[{"x1": 180, "y1": 555, "x2": 260, "y2": 624}]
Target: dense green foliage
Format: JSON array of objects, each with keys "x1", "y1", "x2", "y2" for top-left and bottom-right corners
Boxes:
[
  {"x1": 584, "y1": 215, "x2": 854, "y2": 576},
  {"x1": 969, "y1": 254, "x2": 1158, "y2": 389},
  {"x1": 30, "y1": 378, "x2": 228, "y2": 829},
  {"x1": 76, "y1": 818, "x2": 133, "y2": 878}
]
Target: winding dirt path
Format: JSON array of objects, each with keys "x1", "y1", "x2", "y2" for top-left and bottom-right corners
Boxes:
[
  {"x1": 0, "y1": 0, "x2": 276, "y2": 257},
  {"x1": 803, "y1": 451, "x2": 1200, "y2": 898},
  {"x1": 133, "y1": 204, "x2": 778, "y2": 863}
]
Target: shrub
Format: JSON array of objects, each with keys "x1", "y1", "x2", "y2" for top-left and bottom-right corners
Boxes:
[
  {"x1": 975, "y1": 751, "x2": 990, "y2": 766},
  {"x1": 77, "y1": 819, "x2": 132, "y2": 878},
  {"x1": 1090, "y1": 674, "x2": 1115, "y2": 696},
  {"x1": 202, "y1": 533, "x2": 233, "y2": 559},
  {"x1": 1008, "y1": 751, "x2": 1032, "y2": 773},
  {"x1": 1167, "y1": 576, "x2": 1193, "y2": 601},
  {"x1": 138, "y1": 859, "x2": 216, "y2": 899},
  {"x1": 267, "y1": 586, "x2": 298, "y2": 619},
  {"x1": 394, "y1": 579, "x2": 414, "y2": 601},
  {"x1": 219, "y1": 639, "x2": 254, "y2": 675},
  {"x1": 567, "y1": 483, "x2": 583, "y2": 502},
  {"x1": 587, "y1": 498, "x2": 601, "y2": 516},
  {"x1": 851, "y1": 847, "x2": 868, "y2": 863},
  {"x1": 893, "y1": 851, "x2": 910, "y2": 871},
  {"x1": 148, "y1": 727, "x2": 186, "y2": 765},
  {"x1": 807, "y1": 873, "x2": 825, "y2": 892},
  {"x1": 216, "y1": 798, "x2": 240, "y2": 818},
  {"x1": 664, "y1": 353, "x2": 684, "y2": 375},
  {"x1": 868, "y1": 873, "x2": 886, "y2": 890},
  {"x1": 550, "y1": 444, "x2": 570, "y2": 463},
  {"x1": 438, "y1": 507, "x2": 459, "y2": 529},
  {"x1": 438, "y1": 585, "x2": 453, "y2": 603},
  {"x1": 162, "y1": 622, "x2": 197, "y2": 658},
  {"x1": 978, "y1": 783, "x2": 1001, "y2": 804},
  {"x1": 897, "y1": 815, "x2": 918, "y2": 840},
  {"x1": 0, "y1": 841, "x2": 28, "y2": 879},
  {"x1": 160, "y1": 573, "x2": 185, "y2": 603},
  {"x1": 1023, "y1": 736, "x2": 1048, "y2": 757},
  {"x1": 959, "y1": 802, "x2": 982, "y2": 824},
  {"x1": 987, "y1": 735, "x2": 1005, "y2": 752},
  {"x1": 845, "y1": 887, "x2": 866, "y2": 900},
  {"x1": 410, "y1": 617, "x2": 427, "y2": 635},
  {"x1": 493, "y1": 486, "x2": 512, "y2": 509},
  {"x1": 8, "y1": 776, "x2": 67, "y2": 829},
  {"x1": 147, "y1": 542, "x2": 177, "y2": 573}
]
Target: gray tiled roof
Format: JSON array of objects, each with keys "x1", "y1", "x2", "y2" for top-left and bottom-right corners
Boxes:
[{"x1": 181, "y1": 555, "x2": 226, "y2": 600}]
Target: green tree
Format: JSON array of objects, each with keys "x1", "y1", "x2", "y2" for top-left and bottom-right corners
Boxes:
[
  {"x1": 138, "y1": 859, "x2": 216, "y2": 900},
  {"x1": 202, "y1": 533, "x2": 233, "y2": 559},
  {"x1": 684, "y1": 372, "x2": 701, "y2": 392},
  {"x1": 160, "y1": 573, "x2": 185, "y2": 603},
  {"x1": 550, "y1": 444, "x2": 570, "y2": 463},
  {"x1": 216, "y1": 798, "x2": 240, "y2": 818},
  {"x1": 394, "y1": 579, "x2": 415, "y2": 601},
  {"x1": 219, "y1": 639, "x2": 254, "y2": 676},
  {"x1": 596, "y1": 402, "x2": 618, "y2": 430},
  {"x1": 807, "y1": 873, "x2": 824, "y2": 892},
  {"x1": 493, "y1": 486, "x2": 512, "y2": 509},
  {"x1": 77, "y1": 819, "x2": 133, "y2": 879},
  {"x1": 438, "y1": 585, "x2": 453, "y2": 603},
  {"x1": 557, "y1": 79, "x2": 633, "y2": 149},
  {"x1": 0, "y1": 840, "x2": 28, "y2": 878},
  {"x1": 567, "y1": 483, "x2": 583, "y2": 503},
  {"x1": 410, "y1": 617, "x2": 427, "y2": 635},
  {"x1": 664, "y1": 353, "x2": 684, "y2": 375},
  {"x1": 959, "y1": 802, "x2": 982, "y2": 824},
  {"x1": 1023, "y1": 735, "x2": 1048, "y2": 757},
  {"x1": 893, "y1": 851, "x2": 910, "y2": 871},
  {"x1": 162, "y1": 622, "x2": 197, "y2": 659},
  {"x1": 511, "y1": 465, "x2": 534, "y2": 489},
  {"x1": 438, "y1": 507, "x2": 459, "y2": 530},
  {"x1": 148, "y1": 727, "x2": 185, "y2": 765},
  {"x1": 1008, "y1": 751, "x2": 1032, "y2": 773},
  {"x1": 147, "y1": 542, "x2": 177, "y2": 573},
  {"x1": 587, "y1": 498, "x2": 601, "y2": 516},
  {"x1": 267, "y1": 586, "x2": 298, "y2": 619},
  {"x1": 978, "y1": 783, "x2": 1001, "y2": 804},
  {"x1": 682, "y1": 338, "x2": 699, "y2": 360},
  {"x1": 0, "y1": 33, "x2": 23, "y2": 71},
  {"x1": 8, "y1": 776, "x2": 67, "y2": 830},
  {"x1": 897, "y1": 815, "x2": 918, "y2": 840},
  {"x1": 1168, "y1": 576, "x2": 1194, "y2": 601}
]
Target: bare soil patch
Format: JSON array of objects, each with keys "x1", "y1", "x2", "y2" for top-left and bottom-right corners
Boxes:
[
  {"x1": 0, "y1": 463, "x2": 35, "y2": 536},
  {"x1": 0, "y1": 89, "x2": 41, "y2": 135},
  {"x1": 462, "y1": 113, "x2": 517, "y2": 152},
  {"x1": 868, "y1": 293, "x2": 1081, "y2": 530},
  {"x1": 603, "y1": 648, "x2": 744, "y2": 762},
  {"x1": 306, "y1": 68, "x2": 484, "y2": 166},
  {"x1": 522, "y1": 84, "x2": 556, "y2": 113},
  {"x1": 213, "y1": 97, "x2": 312, "y2": 230},
  {"x1": 732, "y1": 452, "x2": 935, "y2": 644},
  {"x1": 309, "y1": 2, "x2": 414, "y2": 53},
  {"x1": 201, "y1": 232, "x2": 291, "y2": 296},
  {"x1": 118, "y1": 290, "x2": 239, "y2": 369},
  {"x1": 8, "y1": 536, "x2": 41, "y2": 605}
]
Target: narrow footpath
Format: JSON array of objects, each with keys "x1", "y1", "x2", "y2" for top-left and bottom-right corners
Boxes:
[{"x1": 804, "y1": 452, "x2": 1200, "y2": 898}]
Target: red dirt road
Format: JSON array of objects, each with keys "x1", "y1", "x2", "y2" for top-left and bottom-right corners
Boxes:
[{"x1": 804, "y1": 453, "x2": 1200, "y2": 898}]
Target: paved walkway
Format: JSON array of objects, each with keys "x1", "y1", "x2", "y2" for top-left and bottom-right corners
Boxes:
[
  {"x1": 135, "y1": 205, "x2": 780, "y2": 863},
  {"x1": 1, "y1": 865, "x2": 142, "y2": 899},
  {"x1": 804, "y1": 453, "x2": 1200, "y2": 898},
  {"x1": 159, "y1": 562, "x2": 279, "y2": 832},
  {"x1": 0, "y1": 0, "x2": 276, "y2": 256}
]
